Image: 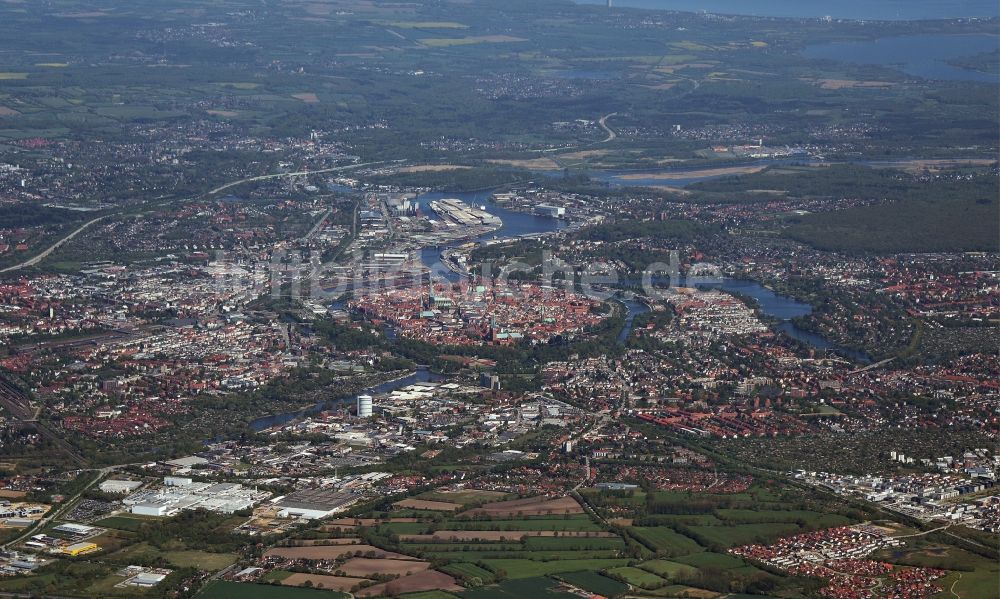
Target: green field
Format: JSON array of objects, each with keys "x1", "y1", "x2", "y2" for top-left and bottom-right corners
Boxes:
[
  {"x1": 441, "y1": 562, "x2": 496, "y2": 583},
  {"x1": 423, "y1": 549, "x2": 622, "y2": 562},
  {"x1": 420, "y1": 36, "x2": 526, "y2": 48},
  {"x1": 107, "y1": 542, "x2": 236, "y2": 571},
  {"x1": 714, "y1": 509, "x2": 853, "y2": 527},
  {"x1": 379, "y1": 521, "x2": 430, "y2": 534},
  {"x1": 882, "y1": 545, "x2": 1000, "y2": 599},
  {"x1": 673, "y1": 551, "x2": 749, "y2": 569},
  {"x1": 522, "y1": 536, "x2": 624, "y2": 550},
  {"x1": 389, "y1": 21, "x2": 468, "y2": 29},
  {"x1": 384, "y1": 509, "x2": 455, "y2": 518},
  {"x1": 416, "y1": 490, "x2": 511, "y2": 505},
  {"x1": 629, "y1": 527, "x2": 704, "y2": 556},
  {"x1": 461, "y1": 577, "x2": 582, "y2": 599},
  {"x1": 162, "y1": 550, "x2": 237, "y2": 570},
  {"x1": 403, "y1": 543, "x2": 524, "y2": 553},
  {"x1": 554, "y1": 570, "x2": 628, "y2": 597},
  {"x1": 95, "y1": 515, "x2": 150, "y2": 532},
  {"x1": 83, "y1": 574, "x2": 135, "y2": 597},
  {"x1": 687, "y1": 522, "x2": 800, "y2": 548},
  {"x1": 638, "y1": 559, "x2": 698, "y2": 579},
  {"x1": 262, "y1": 569, "x2": 293, "y2": 582},
  {"x1": 199, "y1": 581, "x2": 349, "y2": 599},
  {"x1": 942, "y1": 567, "x2": 1000, "y2": 599},
  {"x1": 400, "y1": 592, "x2": 462, "y2": 599},
  {"x1": 445, "y1": 517, "x2": 602, "y2": 532},
  {"x1": 216, "y1": 82, "x2": 259, "y2": 90},
  {"x1": 606, "y1": 566, "x2": 669, "y2": 589},
  {"x1": 635, "y1": 514, "x2": 725, "y2": 526},
  {"x1": 479, "y1": 558, "x2": 630, "y2": 579},
  {"x1": 0, "y1": 571, "x2": 123, "y2": 596}
]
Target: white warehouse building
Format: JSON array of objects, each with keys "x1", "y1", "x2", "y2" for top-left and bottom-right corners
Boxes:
[
  {"x1": 274, "y1": 488, "x2": 360, "y2": 520},
  {"x1": 99, "y1": 479, "x2": 144, "y2": 494}
]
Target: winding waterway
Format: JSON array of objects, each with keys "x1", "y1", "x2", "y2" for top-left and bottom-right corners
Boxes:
[
  {"x1": 415, "y1": 191, "x2": 568, "y2": 282},
  {"x1": 414, "y1": 191, "x2": 866, "y2": 360},
  {"x1": 680, "y1": 278, "x2": 871, "y2": 362},
  {"x1": 253, "y1": 191, "x2": 871, "y2": 432},
  {"x1": 616, "y1": 296, "x2": 651, "y2": 343}
]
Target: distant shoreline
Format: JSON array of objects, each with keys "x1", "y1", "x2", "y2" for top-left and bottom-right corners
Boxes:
[{"x1": 571, "y1": 0, "x2": 999, "y2": 21}]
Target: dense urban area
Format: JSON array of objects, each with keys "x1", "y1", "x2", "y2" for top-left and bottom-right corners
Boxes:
[{"x1": 0, "y1": 1, "x2": 996, "y2": 599}]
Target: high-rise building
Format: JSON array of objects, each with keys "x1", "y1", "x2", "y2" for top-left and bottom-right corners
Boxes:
[{"x1": 357, "y1": 394, "x2": 373, "y2": 418}]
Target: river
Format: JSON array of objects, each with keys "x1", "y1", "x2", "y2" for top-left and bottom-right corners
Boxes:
[
  {"x1": 680, "y1": 278, "x2": 871, "y2": 362},
  {"x1": 254, "y1": 191, "x2": 870, "y2": 432},
  {"x1": 414, "y1": 191, "x2": 866, "y2": 360},
  {"x1": 256, "y1": 276, "x2": 862, "y2": 430},
  {"x1": 616, "y1": 295, "x2": 651, "y2": 343},
  {"x1": 416, "y1": 191, "x2": 568, "y2": 282}
]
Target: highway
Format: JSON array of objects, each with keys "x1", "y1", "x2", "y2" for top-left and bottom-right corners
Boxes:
[
  {"x1": 1, "y1": 465, "x2": 122, "y2": 550},
  {"x1": 1, "y1": 161, "x2": 392, "y2": 271},
  {"x1": 0, "y1": 216, "x2": 107, "y2": 274},
  {"x1": 204, "y1": 160, "x2": 400, "y2": 197},
  {"x1": 540, "y1": 111, "x2": 620, "y2": 156},
  {"x1": 597, "y1": 112, "x2": 618, "y2": 142}
]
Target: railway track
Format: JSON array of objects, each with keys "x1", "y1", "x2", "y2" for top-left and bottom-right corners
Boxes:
[{"x1": 0, "y1": 375, "x2": 87, "y2": 467}]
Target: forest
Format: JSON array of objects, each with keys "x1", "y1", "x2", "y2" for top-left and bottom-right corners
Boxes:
[{"x1": 785, "y1": 195, "x2": 998, "y2": 254}]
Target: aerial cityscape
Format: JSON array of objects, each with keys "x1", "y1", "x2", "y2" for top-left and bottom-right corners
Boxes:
[{"x1": 0, "y1": 1, "x2": 996, "y2": 598}]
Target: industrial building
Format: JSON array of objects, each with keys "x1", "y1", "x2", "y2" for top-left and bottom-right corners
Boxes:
[
  {"x1": 131, "y1": 502, "x2": 169, "y2": 517},
  {"x1": 535, "y1": 204, "x2": 566, "y2": 218},
  {"x1": 273, "y1": 488, "x2": 361, "y2": 520},
  {"x1": 4, "y1": 518, "x2": 33, "y2": 528},
  {"x1": 163, "y1": 455, "x2": 209, "y2": 472},
  {"x1": 99, "y1": 479, "x2": 144, "y2": 494},
  {"x1": 51, "y1": 523, "x2": 99, "y2": 540},
  {"x1": 129, "y1": 571, "x2": 168, "y2": 587},
  {"x1": 125, "y1": 478, "x2": 270, "y2": 517},
  {"x1": 62, "y1": 542, "x2": 99, "y2": 557}
]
